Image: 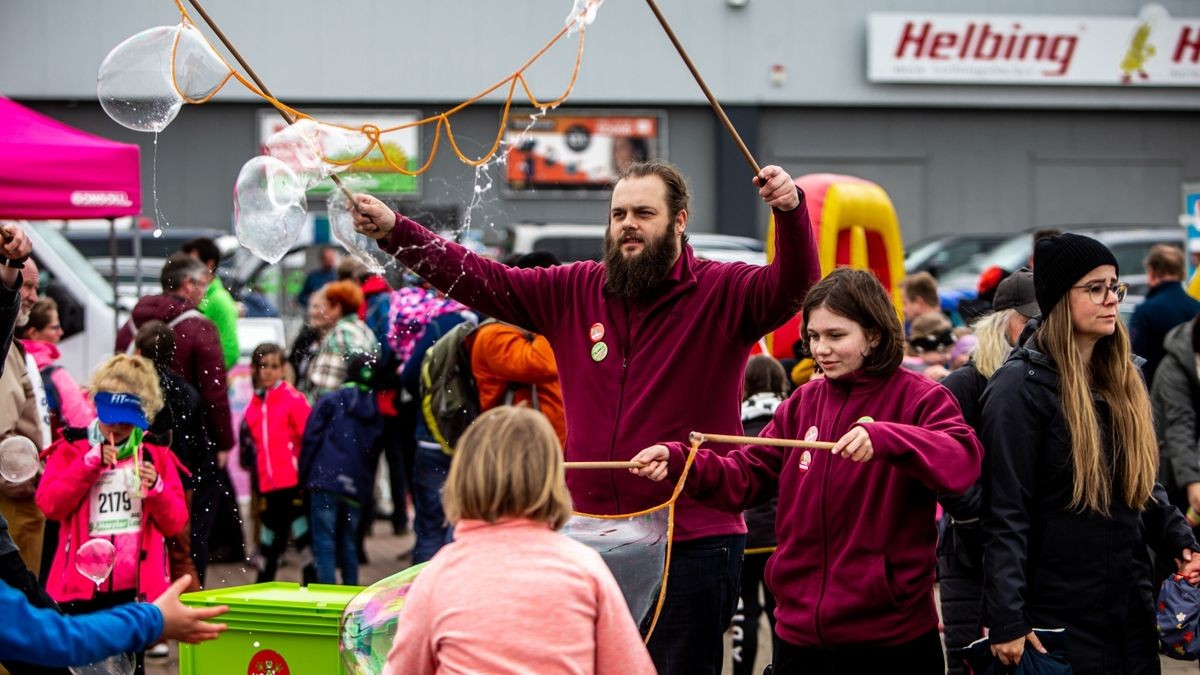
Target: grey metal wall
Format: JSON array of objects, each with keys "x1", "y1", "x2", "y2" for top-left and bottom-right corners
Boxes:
[{"x1": 4, "y1": 0, "x2": 1200, "y2": 109}]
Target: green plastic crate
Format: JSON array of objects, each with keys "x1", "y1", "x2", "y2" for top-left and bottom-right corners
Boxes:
[{"x1": 180, "y1": 582, "x2": 365, "y2": 675}]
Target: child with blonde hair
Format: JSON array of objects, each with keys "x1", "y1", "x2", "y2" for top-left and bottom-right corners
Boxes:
[
  {"x1": 384, "y1": 406, "x2": 653, "y2": 675},
  {"x1": 36, "y1": 354, "x2": 188, "y2": 674}
]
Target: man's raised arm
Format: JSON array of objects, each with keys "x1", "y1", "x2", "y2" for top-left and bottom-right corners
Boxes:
[{"x1": 352, "y1": 194, "x2": 561, "y2": 335}]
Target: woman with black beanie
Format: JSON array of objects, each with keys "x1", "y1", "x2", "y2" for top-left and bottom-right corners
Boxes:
[{"x1": 981, "y1": 233, "x2": 1200, "y2": 673}]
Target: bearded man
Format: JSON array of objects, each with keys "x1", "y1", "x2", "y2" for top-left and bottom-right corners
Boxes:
[{"x1": 352, "y1": 161, "x2": 817, "y2": 674}]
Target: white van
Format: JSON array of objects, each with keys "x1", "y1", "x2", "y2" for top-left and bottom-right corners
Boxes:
[{"x1": 23, "y1": 224, "x2": 124, "y2": 384}]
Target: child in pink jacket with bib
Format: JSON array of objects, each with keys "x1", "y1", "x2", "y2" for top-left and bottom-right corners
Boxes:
[{"x1": 36, "y1": 354, "x2": 188, "y2": 672}]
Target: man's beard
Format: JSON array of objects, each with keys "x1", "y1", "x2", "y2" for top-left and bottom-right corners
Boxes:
[
  {"x1": 16, "y1": 307, "x2": 29, "y2": 328},
  {"x1": 602, "y1": 227, "x2": 681, "y2": 301}
]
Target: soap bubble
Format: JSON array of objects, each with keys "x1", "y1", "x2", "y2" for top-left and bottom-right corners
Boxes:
[
  {"x1": 98, "y1": 23, "x2": 226, "y2": 132},
  {"x1": 76, "y1": 539, "x2": 117, "y2": 589},
  {"x1": 235, "y1": 156, "x2": 308, "y2": 264},
  {"x1": 316, "y1": 124, "x2": 373, "y2": 176},
  {"x1": 0, "y1": 436, "x2": 38, "y2": 484},
  {"x1": 565, "y1": 0, "x2": 605, "y2": 35},
  {"x1": 328, "y1": 189, "x2": 395, "y2": 273},
  {"x1": 341, "y1": 563, "x2": 427, "y2": 674},
  {"x1": 170, "y1": 23, "x2": 228, "y2": 102},
  {"x1": 265, "y1": 119, "x2": 330, "y2": 190},
  {"x1": 70, "y1": 653, "x2": 134, "y2": 675}
]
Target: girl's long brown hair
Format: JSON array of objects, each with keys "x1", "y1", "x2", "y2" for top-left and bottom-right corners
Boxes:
[{"x1": 1036, "y1": 301, "x2": 1157, "y2": 515}]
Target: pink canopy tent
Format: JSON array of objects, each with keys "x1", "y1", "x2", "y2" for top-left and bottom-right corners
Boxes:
[{"x1": 0, "y1": 95, "x2": 140, "y2": 219}]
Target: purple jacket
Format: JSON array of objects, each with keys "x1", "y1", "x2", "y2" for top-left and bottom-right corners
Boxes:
[
  {"x1": 380, "y1": 204, "x2": 817, "y2": 540},
  {"x1": 661, "y1": 368, "x2": 982, "y2": 648}
]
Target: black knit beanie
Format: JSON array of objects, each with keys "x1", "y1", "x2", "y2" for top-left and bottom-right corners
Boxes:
[{"x1": 1032, "y1": 233, "x2": 1119, "y2": 317}]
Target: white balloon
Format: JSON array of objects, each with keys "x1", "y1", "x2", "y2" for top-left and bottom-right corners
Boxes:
[
  {"x1": 76, "y1": 539, "x2": 117, "y2": 588},
  {"x1": 0, "y1": 436, "x2": 38, "y2": 484},
  {"x1": 234, "y1": 156, "x2": 308, "y2": 265},
  {"x1": 328, "y1": 189, "x2": 394, "y2": 273}
]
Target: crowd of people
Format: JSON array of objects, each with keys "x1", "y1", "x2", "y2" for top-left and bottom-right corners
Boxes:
[{"x1": 4, "y1": 157, "x2": 1200, "y2": 675}]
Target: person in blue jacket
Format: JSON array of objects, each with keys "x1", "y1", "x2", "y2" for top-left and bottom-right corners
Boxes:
[
  {"x1": 300, "y1": 352, "x2": 385, "y2": 586},
  {"x1": 0, "y1": 574, "x2": 227, "y2": 668}
]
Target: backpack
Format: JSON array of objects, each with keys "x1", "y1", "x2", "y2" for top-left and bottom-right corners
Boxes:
[
  {"x1": 419, "y1": 319, "x2": 542, "y2": 454},
  {"x1": 122, "y1": 309, "x2": 204, "y2": 355},
  {"x1": 420, "y1": 318, "x2": 487, "y2": 455}
]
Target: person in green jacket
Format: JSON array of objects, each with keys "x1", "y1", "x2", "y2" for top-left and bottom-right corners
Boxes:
[{"x1": 182, "y1": 238, "x2": 239, "y2": 369}]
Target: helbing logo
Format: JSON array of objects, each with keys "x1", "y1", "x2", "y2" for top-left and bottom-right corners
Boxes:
[{"x1": 893, "y1": 21, "x2": 1079, "y2": 76}]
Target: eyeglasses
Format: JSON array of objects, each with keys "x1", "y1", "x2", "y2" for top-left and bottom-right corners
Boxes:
[{"x1": 1071, "y1": 281, "x2": 1128, "y2": 305}]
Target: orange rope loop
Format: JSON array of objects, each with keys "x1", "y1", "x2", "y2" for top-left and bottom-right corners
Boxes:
[{"x1": 163, "y1": 0, "x2": 600, "y2": 176}]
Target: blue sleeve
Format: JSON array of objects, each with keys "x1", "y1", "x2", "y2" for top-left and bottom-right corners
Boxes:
[
  {"x1": 400, "y1": 316, "x2": 452, "y2": 396},
  {"x1": 0, "y1": 580, "x2": 163, "y2": 667}
]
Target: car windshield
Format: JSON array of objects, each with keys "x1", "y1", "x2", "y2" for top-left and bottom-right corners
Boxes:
[
  {"x1": 35, "y1": 227, "x2": 116, "y2": 306},
  {"x1": 904, "y1": 238, "x2": 948, "y2": 269},
  {"x1": 939, "y1": 234, "x2": 1030, "y2": 288}
]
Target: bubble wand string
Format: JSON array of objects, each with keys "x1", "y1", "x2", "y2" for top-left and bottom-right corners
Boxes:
[
  {"x1": 179, "y1": 0, "x2": 363, "y2": 213},
  {"x1": 642, "y1": 0, "x2": 761, "y2": 176},
  {"x1": 689, "y1": 431, "x2": 836, "y2": 450}
]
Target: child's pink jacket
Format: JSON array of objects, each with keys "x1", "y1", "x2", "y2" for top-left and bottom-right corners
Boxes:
[
  {"x1": 243, "y1": 381, "x2": 311, "y2": 493},
  {"x1": 36, "y1": 435, "x2": 188, "y2": 603}
]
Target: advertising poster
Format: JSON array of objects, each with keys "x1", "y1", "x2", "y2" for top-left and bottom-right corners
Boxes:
[
  {"x1": 258, "y1": 109, "x2": 421, "y2": 197},
  {"x1": 504, "y1": 110, "x2": 665, "y2": 197}
]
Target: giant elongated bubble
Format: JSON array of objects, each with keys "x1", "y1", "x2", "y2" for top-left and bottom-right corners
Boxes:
[
  {"x1": 328, "y1": 189, "x2": 394, "y2": 273},
  {"x1": 0, "y1": 435, "x2": 38, "y2": 484},
  {"x1": 562, "y1": 509, "x2": 668, "y2": 630},
  {"x1": 76, "y1": 539, "x2": 117, "y2": 588},
  {"x1": 98, "y1": 24, "x2": 227, "y2": 132},
  {"x1": 70, "y1": 654, "x2": 134, "y2": 675},
  {"x1": 235, "y1": 156, "x2": 307, "y2": 264}
]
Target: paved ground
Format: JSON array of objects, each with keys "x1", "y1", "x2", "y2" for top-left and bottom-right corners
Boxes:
[{"x1": 144, "y1": 521, "x2": 1196, "y2": 674}]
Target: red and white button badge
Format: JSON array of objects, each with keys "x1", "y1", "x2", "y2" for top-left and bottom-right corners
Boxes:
[{"x1": 799, "y1": 426, "x2": 818, "y2": 472}]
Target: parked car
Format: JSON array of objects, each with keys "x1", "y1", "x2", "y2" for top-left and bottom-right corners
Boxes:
[
  {"x1": 937, "y1": 224, "x2": 1184, "y2": 316},
  {"x1": 904, "y1": 233, "x2": 1008, "y2": 279},
  {"x1": 507, "y1": 223, "x2": 766, "y2": 264}
]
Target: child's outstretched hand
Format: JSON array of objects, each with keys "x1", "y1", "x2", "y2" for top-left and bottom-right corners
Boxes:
[
  {"x1": 153, "y1": 575, "x2": 228, "y2": 644},
  {"x1": 629, "y1": 445, "x2": 669, "y2": 481},
  {"x1": 1176, "y1": 549, "x2": 1200, "y2": 585}
]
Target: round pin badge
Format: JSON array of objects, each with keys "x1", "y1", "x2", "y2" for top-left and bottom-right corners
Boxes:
[
  {"x1": 591, "y1": 341, "x2": 609, "y2": 362},
  {"x1": 798, "y1": 450, "x2": 812, "y2": 472},
  {"x1": 856, "y1": 416, "x2": 874, "y2": 424},
  {"x1": 804, "y1": 426, "x2": 819, "y2": 442},
  {"x1": 589, "y1": 322, "x2": 605, "y2": 343}
]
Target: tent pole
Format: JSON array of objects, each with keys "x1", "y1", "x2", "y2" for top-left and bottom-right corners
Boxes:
[{"x1": 109, "y1": 217, "x2": 119, "y2": 339}]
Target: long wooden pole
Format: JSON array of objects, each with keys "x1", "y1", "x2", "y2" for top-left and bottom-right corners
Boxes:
[
  {"x1": 690, "y1": 431, "x2": 836, "y2": 450},
  {"x1": 643, "y1": 0, "x2": 762, "y2": 176},
  {"x1": 183, "y1": 0, "x2": 360, "y2": 209},
  {"x1": 564, "y1": 461, "x2": 646, "y2": 470}
]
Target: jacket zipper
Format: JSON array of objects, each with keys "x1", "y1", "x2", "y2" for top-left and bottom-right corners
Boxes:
[
  {"x1": 815, "y1": 387, "x2": 850, "y2": 648},
  {"x1": 261, "y1": 394, "x2": 273, "y2": 487},
  {"x1": 606, "y1": 302, "x2": 635, "y2": 514}
]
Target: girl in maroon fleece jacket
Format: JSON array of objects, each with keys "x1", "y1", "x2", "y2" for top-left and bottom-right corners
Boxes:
[{"x1": 633, "y1": 268, "x2": 983, "y2": 674}]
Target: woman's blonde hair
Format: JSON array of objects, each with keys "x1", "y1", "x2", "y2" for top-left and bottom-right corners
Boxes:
[
  {"x1": 89, "y1": 354, "x2": 164, "y2": 423},
  {"x1": 969, "y1": 309, "x2": 1016, "y2": 379},
  {"x1": 443, "y1": 406, "x2": 573, "y2": 529},
  {"x1": 1035, "y1": 300, "x2": 1157, "y2": 515}
]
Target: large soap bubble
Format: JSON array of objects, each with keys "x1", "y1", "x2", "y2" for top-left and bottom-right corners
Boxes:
[
  {"x1": 316, "y1": 124, "x2": 373, "y2": 176},
  {"x1": 340, "y1": 563, "x2": 427, "y2": 674},
  {"x1": 171, "y1": 23, "x2": 228, "y2": 102},
  {"x1": 235, "y1": 156, "x2": 308, "y2": 264},
  {"x1": 328, "y1": 190, "x2": 394, "y2": 273},
  {"x1": 98, "y1": 24, "x2": 226, "y2": 132},
  {"x1": 562, "y1": 509, "x2": 668, "y2": 630},
  {"x1": 76, "y1": 539, "x2": 117, "y2": 589},
  {"x1": 0, "y1": 436, "x2": 38, "y2": 484},
  {"x1": 70, "y1": 654, "x2": 134, "y2": 675},
  {"x1": 265, "y1": 119, "x2": 331, "y2": 190}
]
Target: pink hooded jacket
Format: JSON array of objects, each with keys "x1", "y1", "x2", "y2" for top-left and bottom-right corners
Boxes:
[
  {"x1": 21, "y1": 340, "x2": 95, "y2": 431},
  {"x1": 36, "y1": 434, "x2": 188, "y2": 603},
  {"x1": 243, "y1": 381, "x2": 311, "y2": 494}
]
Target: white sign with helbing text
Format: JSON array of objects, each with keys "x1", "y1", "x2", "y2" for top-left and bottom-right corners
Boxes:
[{"x1": 868, "y1": 6, "x2": 1200, "y2": 86}]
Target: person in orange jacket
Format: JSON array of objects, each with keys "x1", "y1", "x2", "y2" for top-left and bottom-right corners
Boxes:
[{"x1": 470, "y1": 252, "x2": 566, "y2": 446}]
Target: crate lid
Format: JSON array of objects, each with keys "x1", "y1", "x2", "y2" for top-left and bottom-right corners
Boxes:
[{"x1": 182, "y1": 582, "x2": 364, "y2": 616}]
